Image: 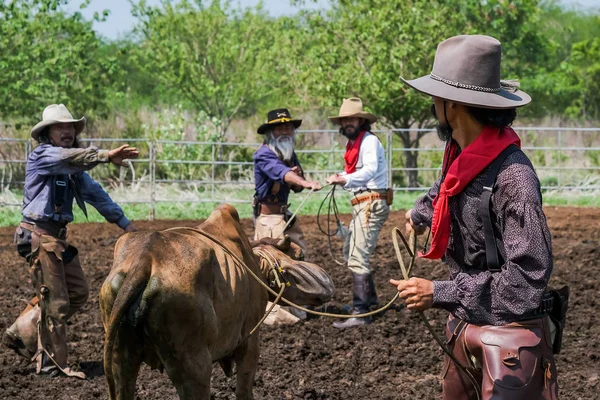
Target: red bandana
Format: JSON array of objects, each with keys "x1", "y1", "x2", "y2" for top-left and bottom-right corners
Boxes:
[
  {"x1": 344, "y1": 131, "x2": 367, "y2": 173},
  {"x1": 420, "y1": 126, "x2": 521, "y2": 260}
]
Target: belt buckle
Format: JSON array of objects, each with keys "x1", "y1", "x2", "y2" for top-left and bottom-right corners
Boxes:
[{"x1": 58, "y1": 228, "x2": 67, "y2": 240}]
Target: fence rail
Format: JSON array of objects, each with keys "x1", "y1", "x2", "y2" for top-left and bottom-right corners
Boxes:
[{"x1": 2, "y1": 127, "x2": 600, "y2": 219}]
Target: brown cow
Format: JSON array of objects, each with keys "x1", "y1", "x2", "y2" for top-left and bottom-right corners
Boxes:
[{"x1": 100, "y1": 204, "x2": 333, "y2": 400}]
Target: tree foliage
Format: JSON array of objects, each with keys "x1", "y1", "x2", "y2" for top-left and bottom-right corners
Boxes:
[
  {"x1": 0, "y1": 0, "x2": 118, "y2": 125},
  {"x1": 131, "y1": 0, "x2": 276, "y2": 138}
]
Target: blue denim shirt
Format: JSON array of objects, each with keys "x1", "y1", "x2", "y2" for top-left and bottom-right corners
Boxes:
[
  {"x1": 21, "y1": 144, "x2": 130, "y2": 229},
  {"x1": 253, "y1": 145, "x2": 302, "y2": 204}
]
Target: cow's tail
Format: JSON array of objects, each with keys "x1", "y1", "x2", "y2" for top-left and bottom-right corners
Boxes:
[{"x1": 104, "y1": 253, "x2": 153, "y2": 400}]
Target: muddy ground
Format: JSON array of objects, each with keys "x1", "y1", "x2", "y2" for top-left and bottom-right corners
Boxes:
[{"x1": 0, "y1": 207, "x2": 598, "y2": 399}]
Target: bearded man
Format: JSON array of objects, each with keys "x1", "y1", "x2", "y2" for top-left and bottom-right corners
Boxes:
[
  {"x1": 253, "y1": 108, "x2": 321, "y2": 255},
  {"x1": 326, "y1": 98, "x2": 391, "y2": 329}
]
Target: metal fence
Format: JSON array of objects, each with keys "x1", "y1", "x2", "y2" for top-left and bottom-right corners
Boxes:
[{"x1": 2, "y1": 127, "x2": 600, "y2": 218}]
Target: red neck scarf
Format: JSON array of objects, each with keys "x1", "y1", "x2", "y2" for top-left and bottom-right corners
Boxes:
[
  {"x1": 344, "y1": 131, "x2": 367, "y2": 173},
  {"x1": 420, "y1": 126, "x2": 521, "y2": 260}
]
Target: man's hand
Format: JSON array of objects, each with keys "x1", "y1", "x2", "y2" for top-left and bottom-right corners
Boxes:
[
  {"x1": 405, "y1": 209, "x2": 427, "y2": 236},
  {"x1": 305, "y1": 181, "x2": 322, "y2": 191},
  {"x1": 326, "y1": 173, "x2": 347, "y2": 186},
  {"x1": 390, "y1": 277, "x2": 434, "y2": 311},
  {"x1": 109, "y1": 144, "x2": 139, "y2": 167},
  {"x1": 124, "y1": 223, "x2": 138, "y2": 233}
]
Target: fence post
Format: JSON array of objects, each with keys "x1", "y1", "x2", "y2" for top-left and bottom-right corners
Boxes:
[
  {"x1": 150, "y1": 141, "x2": 156, "y2": 221},
  {"x1": 211, "y1": 142, "x2": 216, "y2": 202},
  {"x1": 387, "y1": 130, "x2": 393, "y2": 188},
  {"x1": 557, "y1": 130, "x2": 562, "y2": 190}
]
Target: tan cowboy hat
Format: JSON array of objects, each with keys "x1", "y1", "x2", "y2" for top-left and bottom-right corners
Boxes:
[
  {"x1": 30, "y1": 104, "x2": 86, "y2": 140},
  {"x1": 257, "y1": 108, "x2": 302, "y2": 134},
  {"x1": 329, "y1": 97, "x2": 377, "y2": 124},
  {"x1": 401, "y1": 35, "x2": 531, "y2": 109}
]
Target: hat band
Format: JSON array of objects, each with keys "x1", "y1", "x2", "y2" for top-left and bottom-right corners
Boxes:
[
  {"x1": 268, "y1": 117, "x2": 292, "y2": 124},
  {"x1": 430, "y1": 73, "x2": 501, "y2": 93}
]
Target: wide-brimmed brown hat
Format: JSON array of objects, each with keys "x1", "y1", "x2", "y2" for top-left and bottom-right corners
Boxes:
[
  {"x1": 329, "y1": 97, "x2": 377, "y2": 124},
  {"x1": 401, "y1": 35, "x2": 531, "y2": 109},
  {"x1": 257, "y1": 108, "x2": 302, "y2": 134},
  {"x1": 31, "y1": 104, "x2": 86, "y2": 140}
]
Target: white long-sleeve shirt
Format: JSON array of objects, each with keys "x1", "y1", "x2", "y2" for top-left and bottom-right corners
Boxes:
[{"x1": 340, "y1": 132, "x2": 388, "y2": 193}]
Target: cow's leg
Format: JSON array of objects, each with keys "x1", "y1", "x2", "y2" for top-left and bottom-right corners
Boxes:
[
  {"x1": 233, "y1": 335, "x2": 260, "y2": 400},
  {"x1": 110, "y1": 324, "x2": 143, "y2": 400},
  {"x1": 160, "y1": 345, "x2": 212, "y2": 400}
]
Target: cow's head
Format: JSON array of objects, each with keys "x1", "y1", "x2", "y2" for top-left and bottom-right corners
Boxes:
[{"x1": 251, "y1": 236, "x2": 334, "y2": 307}]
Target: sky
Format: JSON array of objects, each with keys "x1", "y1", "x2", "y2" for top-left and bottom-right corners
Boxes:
[{"x1": 67, "y1": 0, "x2": 599, "y2": 40}]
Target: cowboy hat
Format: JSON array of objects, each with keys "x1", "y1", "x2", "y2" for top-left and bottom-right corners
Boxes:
[
  {"x1": 30, "y1": 104, "x2": 86, "y2": 140},
  {"x1": 329, "y1": 98, "x2": 377, "y2": 124},
  {"x1": 257, "y1": 108, "x2": 302, "y2": 135},
  {"x1": 401, "y1": 35, "x2": 531, "y2": 109}
]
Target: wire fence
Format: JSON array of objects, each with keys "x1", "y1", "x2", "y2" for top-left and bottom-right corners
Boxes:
[{"x1": 1, "y1": 127, "x2": 600, "y2": 219}]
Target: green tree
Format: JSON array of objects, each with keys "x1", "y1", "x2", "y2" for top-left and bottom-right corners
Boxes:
[
  {"x1": 290, "y1": 0, "x2": 553, "y2": 188},
  {"x1": 0, "y1": 0, "x2": 117, "y2": 126},
  {"x1": 131, "y1": 0, "x2": 275, "y2": 139}
]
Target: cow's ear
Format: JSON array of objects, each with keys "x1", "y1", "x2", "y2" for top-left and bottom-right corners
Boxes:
[
  {"x1": 276, "y1": 235, "x2": 291, "y2": 251},
  {"x1": 288, "y1": 242, "x2": 304, "y2": 261}
]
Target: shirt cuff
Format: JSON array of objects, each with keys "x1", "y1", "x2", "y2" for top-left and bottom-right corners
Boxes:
[
  {"x1": 433, "y1": 280, "x2": 459, "y2": 311},
  {"x1": 343, "y1": 176, "x2": 353, "y2": 188},
  {"x1": 98, "y1": 150, "x2": 110, "y2": 163},
  {"x1": 279, "y1": 166, "x2": 293, "y2": 183},
  {"x1": 410, "y1": 208, "x2": 430, "y2": 228},
  {"x1": 116, "y1": 215, "x2": 131, "y2": 230}
]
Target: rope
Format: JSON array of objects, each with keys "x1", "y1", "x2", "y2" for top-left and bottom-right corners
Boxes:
[
  {"x1": 391, "y1": 227, "x2": 481, "y2": 400},
  {"x1": 316, "y1": 185, "x2": 346, "y2": 265},
  {"x1": 165, "y1": 227, "x2": 399, "y2": 320},
  {"x1": 276, "y1": 185, "x2": 321, "y2": 238}
]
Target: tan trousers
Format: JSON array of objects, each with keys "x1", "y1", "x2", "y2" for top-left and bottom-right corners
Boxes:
[
  {"x1": 443, "y1": 315, "x2": 558, "y2": 400},
  {"x1": 11, "y1": 230, "x2": 89, "y2": 371},
  {"x1": 343, "y1": 199, "x2": 390, "y2": 275},
  {"x1": 254, "y1": 213, "x2": 307, "y2": 257}
]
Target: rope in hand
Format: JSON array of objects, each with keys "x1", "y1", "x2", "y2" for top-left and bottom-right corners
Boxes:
[
  {"x1": 392, "y1": 227, "x2": 481, "y2": 400},
  {"x1": 276, "y1": 185, "x2": 322, "y2": 238},
  {"x1": 316, "y1": 184, "x2": 346, "y2": 265}
]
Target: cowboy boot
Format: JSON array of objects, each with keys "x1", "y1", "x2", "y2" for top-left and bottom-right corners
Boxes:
[
  {"x1": 367, "y1": 273, "x2": 379, "y2": 308},
  {"x1": 333, "y1": 273, "x2": 372, "y2": 329},
  {"x1": 4, "y1": 300, "x2": 40, "y2": 360}
]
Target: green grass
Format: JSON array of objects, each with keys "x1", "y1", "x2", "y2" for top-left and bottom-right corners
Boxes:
[{"x1": 2, "y1": 189, "x2": 599, "y2": 228}]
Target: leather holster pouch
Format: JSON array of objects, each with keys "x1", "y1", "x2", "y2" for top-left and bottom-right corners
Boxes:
[
  {"x1": 386, "y1": 188, "x2": 394, "y2": 206},
  {"x1": 284, "y1": 210, "x2": 296, "y2": 230},
  {"x1": 548, "y1": 286, "x2": 569, "y2": 354},
  {"x1": 252, "y1": 197, "x2": 261, "y2": 218},
  {"x1": 14, "y1": 226, "x2": 33, "y2": 261}
]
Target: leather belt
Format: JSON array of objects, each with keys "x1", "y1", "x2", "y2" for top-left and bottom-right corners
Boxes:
[
  {"x1": 20, "y1": 221, "x2": 68, "y2": 240},
  {"x1": 351, "y1": 192, "x2": 386, "y2": 206},
  {"x1": 259, "y1": 203, "x2": 288, "y2": 215},
  {"x1": 521, "y1": 292, "x2": 554, "y2": 320}
]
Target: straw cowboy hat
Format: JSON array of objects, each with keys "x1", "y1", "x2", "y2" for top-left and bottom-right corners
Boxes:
[
  {"x1": 401, "y1": 35, "x2": 531, "y2": 109},
  {"x1": 30, "y1": 104, "x2": 86, "y2": 140},
  {"x1": 257, "y1": 108, "x2": 302, "y2": 134},
  {"x1": 329, "y1": 97, "x2": 377, "y2": 124}
]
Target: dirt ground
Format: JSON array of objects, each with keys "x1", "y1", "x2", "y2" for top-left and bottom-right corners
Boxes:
[{"x1": 0, "y1": 207, "x2": 598, "y2": 399}]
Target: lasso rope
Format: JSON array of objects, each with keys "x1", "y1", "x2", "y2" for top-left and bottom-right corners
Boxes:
[
  {"x1": 392, "y1": 227, "x2": 481, "y2": 400},
  {"x1": 276, "y1": 185, "x2": 324, "y2": 238},
  {"x1": 316, "y1": 185, "x2": 347, "y2": 265},
  {"x1": 168, "y1": 214, "x2": 481, "y2": 398},
  {"x1": 166, "y1": 227, "x2": 400, "y2": 320}
]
